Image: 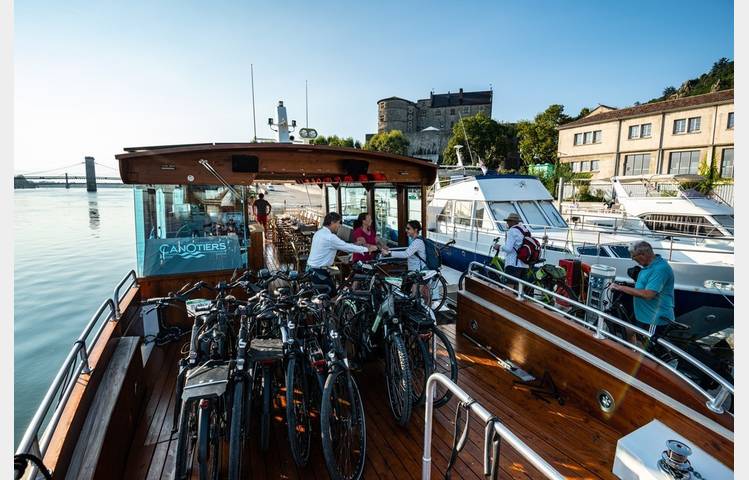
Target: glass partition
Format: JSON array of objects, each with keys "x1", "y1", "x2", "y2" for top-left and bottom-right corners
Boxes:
[
  {"x1": 133, "y1": 184, "x2": 247, "y2": 277},
  {"x1": 327, "y1": 185, "x2": 338, "y2": 213},
  {"x1": 341, "y1": 186, "x2": 367, "y2": 226},
  {"x1": 374, "y1": 187, "x2": 398, "y2": 245}
]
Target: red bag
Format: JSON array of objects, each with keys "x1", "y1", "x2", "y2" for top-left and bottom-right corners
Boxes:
[{"x1": 512, "y1": 225, "x2": 541, "y2": 265}]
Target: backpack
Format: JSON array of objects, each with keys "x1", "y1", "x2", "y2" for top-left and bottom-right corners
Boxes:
[
  {"x1": 512, "y1": 225, "x2": 541, "y2": 265},
  {"x1": 415, "y1": 236, "x2": 441, "y2": 270}
]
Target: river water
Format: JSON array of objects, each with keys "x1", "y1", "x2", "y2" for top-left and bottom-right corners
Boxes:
[{"x1": 14, "y1": 188, "x2": 136, "y2": 444}]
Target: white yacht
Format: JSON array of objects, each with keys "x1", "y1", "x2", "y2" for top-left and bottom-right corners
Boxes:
[{"x1": 426, "y1": 174, "x2": 734, "y2": 315}]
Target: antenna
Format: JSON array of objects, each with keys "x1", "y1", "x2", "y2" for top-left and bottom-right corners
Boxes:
[
  {"x1": 305, "y1": 80, "x2": 309, "y2": 128},
  {"x1": 251, "y1": 64, "x2": 258, "y2": 142}
]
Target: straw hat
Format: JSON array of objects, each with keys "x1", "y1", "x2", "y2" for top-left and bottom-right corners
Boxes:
[{"x1": 505, "y1": 212, "x2": 521, "y2": 222}]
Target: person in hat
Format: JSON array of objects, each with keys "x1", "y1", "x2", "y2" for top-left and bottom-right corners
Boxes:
[{"x1": 499, "y1": 212, "x2": 532, "y2": 283}]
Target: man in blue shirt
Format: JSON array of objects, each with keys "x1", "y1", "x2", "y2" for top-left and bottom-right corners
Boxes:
[{"x1": 610, "y1": 241, "x2": 675, "y2": 337}]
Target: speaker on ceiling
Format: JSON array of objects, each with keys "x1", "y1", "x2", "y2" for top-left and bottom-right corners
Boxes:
[
  {"x1": 231, "y1": 155, "x2": 259, "y2": 173},
  {"x1": 342, "y1": 159, "x2": 369, "y2": 176}
]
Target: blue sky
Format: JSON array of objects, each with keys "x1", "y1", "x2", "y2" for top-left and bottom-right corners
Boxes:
[{"x1": 14, "y1": 0, "x2": 733, "y2": 173}]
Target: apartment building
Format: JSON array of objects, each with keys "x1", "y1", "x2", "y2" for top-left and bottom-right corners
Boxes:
[{"x1": 557, "y1": 90, "x2": 734, "y2": 181}]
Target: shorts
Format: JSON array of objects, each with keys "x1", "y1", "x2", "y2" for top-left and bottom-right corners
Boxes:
[{"x1": 257, "y1": 214, "x2": 268, "y2": 228}]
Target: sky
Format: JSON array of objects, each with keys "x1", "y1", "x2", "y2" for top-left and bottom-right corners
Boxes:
[{"x1": 13, "y1": 0, "x2": 734, "y2": 174}]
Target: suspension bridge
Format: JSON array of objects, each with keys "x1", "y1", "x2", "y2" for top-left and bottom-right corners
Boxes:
[{"x1": 15, "y1": 157, "x2": 123, "y2": 190}]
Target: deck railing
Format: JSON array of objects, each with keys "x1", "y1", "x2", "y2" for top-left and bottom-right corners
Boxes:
[
  {"x1": 15, "y1": 270, "x2": 139, "y2": 479},
  {"x1": 422, "y1": 373, "x2": 565, "y2": 480},
  {"x1": 463, "y1": 262, "x2": 733, "y2": 415}
]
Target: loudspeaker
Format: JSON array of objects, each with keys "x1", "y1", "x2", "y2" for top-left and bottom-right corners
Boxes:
[
  {"x1": 232, "y1": 155, "x2": 259, "y2": 173},
  {"x1": 342, "y1": 159, "x2": 369, "y2": 176}
]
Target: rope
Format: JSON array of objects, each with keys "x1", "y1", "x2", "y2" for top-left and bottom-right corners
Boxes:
[
  {"x1": 17, "y1": 161, "x2": 84, "y2": 176},
  {"x1": 14, "y1": 453, "x2": 53, "y2": 480},
  {"x1": 444, "y1": 398, "x2": 476, "y2": 480}
]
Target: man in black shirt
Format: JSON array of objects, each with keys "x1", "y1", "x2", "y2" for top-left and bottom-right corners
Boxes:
[{"x1": 253, "y1": 193, "x2": 271, "y2": 232}]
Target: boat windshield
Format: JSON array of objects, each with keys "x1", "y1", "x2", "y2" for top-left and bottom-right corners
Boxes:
[
  {"x1": 489, "y1": 200, "x2": 567, "y2": 231},
  {"x1": 133, "y1": 184, "x2": 248, "y2": 277},
  {"x1": 488, "y1": 202, "x2": 520, "y2": 231},
  {"x1": 713, "y1": 215, "x2": 735, "y2": 235}
]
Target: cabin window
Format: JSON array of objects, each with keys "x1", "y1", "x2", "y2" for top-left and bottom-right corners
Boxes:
[
  {"x1": 488, "y1": 202, "x2": 519, "y2": 231},
  {"x1": 453, "y1": 201, "x2": 473, "y2": 227},
  {"x1": 408, "y1": 187, "x2": 422, "y2": 225},
  {"x1": 516, "y1": 201, "x2": 548, "y2": 230},
  {"x1": 341, "y1": 187, "x2": 367, "y2": 225},
  {"x1": 609, "y1": 245, "x2": 632, "y2": 258},
  {"x1": 133, "y1": 184, "x2": 247, "y2": 277},
  {"x1": 374, "y1": 187, "x2": 398, "y2": 245},
  {"x1": 326, "y1": 185, "x2": 338, "y2": 213},
  {"x1": 539, "y1": 201, "x2": 567, "y2": 228},
  {"x1": 713, "y1": 215, "x2": 734, "y2": 234},
  {"x1": 577, "y1": 246, "x2": 610, "y2": 257},
  {"x1": 437, "y1": 200, "x2": 454, "y2": 233},
  {"x1": 474, "y1": 201, "x2": 495, "y2": 231}
]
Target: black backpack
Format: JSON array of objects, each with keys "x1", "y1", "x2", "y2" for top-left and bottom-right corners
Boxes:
[{"x1": 415, "y1": 236, "x2": 441, "y2": 270}]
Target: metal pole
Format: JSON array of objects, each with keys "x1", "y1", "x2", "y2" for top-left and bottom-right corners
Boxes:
[
  {"x1": 305, "y1": 80, "x2": 309, "y2": 128},
  {"x1": 84, "y1": 156, "x2": 97, "y2": 192},
  {"x1": 251, "y1": 64, "x2": 257, "y2": 142},
  {"x1": 65, "y1": 172, "x2": 69, "y2": 189}
]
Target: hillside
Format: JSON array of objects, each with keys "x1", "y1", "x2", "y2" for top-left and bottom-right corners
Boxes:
[{"x1": 647, "y1": 58, "x2": 733, "y2": 103}]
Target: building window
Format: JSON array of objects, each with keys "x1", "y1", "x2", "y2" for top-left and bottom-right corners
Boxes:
[
  {"x1": 669, "y1": 150, "x2": 700, "y2": 175},
  {"x1": 628, "y1": 125, "x2": 640, "y2": 139},
  {"x1": 463, "y1": 107, "x2": 470, "y2": 114},
  {"x1": 624, "y1": 153, "x2": 651, "y2": 176},
  {"x1": 641, "y1": 123, "x2": 652, "y2": 138},
  {"x1": 721, "y1": 148, "x2": 734, "y2": 178},
  {"x1": 571, "y1": 162, "x2": 580, "y2": 173},
  {"x1": 687, "y1": 117, "x2": 701, "y2": 133},
  {"x1": 574, "y1": 133, "x2": 583, "y2": 145},
  {"x1": 727, "y1": 112, "x2": 734, "y2": 129},
  {"x1": 450, "y1": 108, "x2": 456, "y2": 115},
  {"x1": 591, "y1": 160, "x2": 600, "y2": 171},
  {"x1": 583, "y1": 132, "x2": 593, "y2": 144},
  {"x1": 592, "y1": 130, "x2": 602, "y2": 143},
  {"x1": 581, "y1": 161, "x2": 590, "y2": 172},
  {"x1": 673, "y1": 118, "x2": 686, "y2": 134}
]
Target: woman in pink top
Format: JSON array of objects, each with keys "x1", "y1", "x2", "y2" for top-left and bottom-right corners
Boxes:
[{"x1": 351, "y1": 212, "x2": 378, "y2": 262}]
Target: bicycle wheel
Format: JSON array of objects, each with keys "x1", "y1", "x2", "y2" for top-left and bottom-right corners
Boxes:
[
  {"x1": 384, "y1": 333, "x2": 413, "y2": 426},
  {"x1": 320, "y1": 368, "x2": 366, "y2": 480},
  {"x1": 228, "y1": 379, "x2": 248, "y2": 480},
  {"x1": 405, "y1": 331, "x2": 431, "y2": 406},
  {"x1": 197, "y1": 400, "x2": 221, "y2": 480},
  {"x1": 260, "y1": 366, "x2": 272, "y2": 452},
  {"x1": 175, "y1": 400, "x2": 197, "y2": 479},
  {"x1": 286, "y1": 355, "x2": 311, "y2": 467},
  {"x1": 336, "y1": 299, "x2": 364, "y2": 363},
  {"x1": 426, "y1": 275, "x2": 448, "y2": 312},
  {"x1": 426, "y1": 326, "x2": 458, "y2": 408}
]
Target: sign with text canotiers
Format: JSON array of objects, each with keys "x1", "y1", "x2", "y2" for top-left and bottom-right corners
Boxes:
[{"x1": 143, "y1": 236, "x2": 244, "y2": 276}]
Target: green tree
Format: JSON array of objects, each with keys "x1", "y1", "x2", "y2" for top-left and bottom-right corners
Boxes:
[
  {"x1": 312, "y1": 135, "x2": 360, "y2": 148},
  {"x1": 364, "y1": 130, "x2": 409, "y2": 155},
  {"x1": 516, "y1": 104, "x2": 570, "y2": 166},
  {"x1": 442, "y1": 112, "x2": 516, "y2": 171}
]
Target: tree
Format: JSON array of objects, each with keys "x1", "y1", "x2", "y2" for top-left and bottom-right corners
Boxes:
[
  {"x1": 312, "y1": 135, "x2": 360, "y2": 148},
  {"x1": 516, "y1": 104, "x2": 570, "y2": 166},
  {"x1": 364, "y1": 130, "x2": 409, "y2": 155},
  {"x1": 662, "y1": 86, "x2": 677, "y2": 98},
  {"x1": 441, "y1": 112, "x2": 517, "y2": 171}
]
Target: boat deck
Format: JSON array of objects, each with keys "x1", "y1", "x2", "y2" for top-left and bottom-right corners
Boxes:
[{"x1": 121, "y1": 243, "x2": 620, "y2": 479}]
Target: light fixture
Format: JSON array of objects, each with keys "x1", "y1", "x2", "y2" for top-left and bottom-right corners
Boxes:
[{"x1": 187, "y1": 175, "x2": 195, "y2": 183}]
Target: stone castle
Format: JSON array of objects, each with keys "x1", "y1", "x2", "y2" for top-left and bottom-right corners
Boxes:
[{"x1": 371, "y1": 88, "x2": 492, "y2": 163}]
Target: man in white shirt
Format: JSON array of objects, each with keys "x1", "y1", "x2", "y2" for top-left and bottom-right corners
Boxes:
[
  {"x1": 307, "y1": 212, "x2": 377, "y2": 294},
  {"x1": 500, "y1": 212, "x2": 530, "y2": 284}
]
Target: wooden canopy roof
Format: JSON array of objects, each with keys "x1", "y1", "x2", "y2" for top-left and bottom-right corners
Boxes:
[{"x1": 115, "y1": 143, "x2": 437, "y2": 186}]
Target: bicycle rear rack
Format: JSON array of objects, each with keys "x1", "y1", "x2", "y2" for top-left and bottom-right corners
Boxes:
[{"x1": 422, "y1": 373, "x2": 564, "y2": 480}]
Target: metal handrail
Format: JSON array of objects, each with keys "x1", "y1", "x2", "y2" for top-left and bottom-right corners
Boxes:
[
  {"x1": 463, "y1": 261, "x2": 733, "y2": 414},
  {"x1": 113, "y1": 269, "x2": 138, "y2": 318},
  {"x1": 15, "y1": 269, "x2": 137, "y2": 475},
  {"x1": 422, "y1": 373, "x2": 565, "y2": 480},
  {"x1": 562, "y1": 211, "x2": 735, "y2": 240}
]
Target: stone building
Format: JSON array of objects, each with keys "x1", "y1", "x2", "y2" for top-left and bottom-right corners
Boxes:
[{"x1": 373, "y1": 89, "x2": 492, "y2": 163}]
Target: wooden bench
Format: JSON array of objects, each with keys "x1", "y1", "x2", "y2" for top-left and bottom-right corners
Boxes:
[{"x1": 65, "y1": 336, "x2": 144, "y2": 480}]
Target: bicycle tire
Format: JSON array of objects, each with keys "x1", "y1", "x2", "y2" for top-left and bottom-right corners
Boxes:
[
  {"x1": 197, "y1": 401, "x2": 221, "y2": 480},
  {"x1": 405, "y1": 331, "x2": 431, "y2": 406},
  {"x1": 174, "y1": 400, "x2": 197, "y2": 479},
  {"x1": 260, "y1": 366, "x2": 272, "y2": 452},
  {"x1": 228, "y1": 380, "x2": 247, "y2": 480},
  {"x1": 336, "y1": 299, "x2": 364, "y2": 363},
  {"x1": 427, "y1": 275, "x2": 448, "y2": 312},
  {"x1": 320, "y1": 368, "x2": 367, "y2": 480},
  {"x1": 286, "y1": 355, "x2": 311, "y2": 467},
  {"x1": 428, "y1": 326, "x2": 458, "y2": 408},
  {"x1": 384, "y1": 333, "x2": 413, "y2": 426}
]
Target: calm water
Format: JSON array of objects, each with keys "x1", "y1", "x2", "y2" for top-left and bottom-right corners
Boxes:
[{"x1": 14, "y1": 188, "x2": 136, "y2": 444}]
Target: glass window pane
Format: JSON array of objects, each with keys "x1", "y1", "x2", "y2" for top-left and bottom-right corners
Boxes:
[
  {"x1": 593, "y1": 130, "x2": 602, "y2": 143},
  {"x1": 572, "y1": 162, "x2": 580, "y2": 172},
  {"x1": 341, "y1": 187, "x2": 367, "y2": 225},
  {"x1": 489, "y1": 202, "x2": 519, "y2": 231},
  {"x1": 721, "y1": 148, "x2": 734, "y2": 178},
  {"x1": 375, "y1": 187, "x2": 399, "y2": 245},
  {"x1": 591, "y1": 160, "x2": 600, "y2": 171},
  {"x1": 516, "y1": 201, "x2": 548, "y2": 229},
  {"x1": 629, "y1": 125, "x2": 639, "y2": 139},
  {"x1": 673, "y1": 119, "x2": 685, "y2": 134},
  {"x1": 574, "y1": 133, "x2": 582, "y2": 145},
  {"x1": 327, "y1": 185, "x2": 338, "y2": 213},
  {"x1": 688, "y1": 117, "x2": 701, "y2": 132},
  {"x1": 728, "y1": 112, "x2": 734, "y2": 129},
  {"x1": 539, "y1": 201, "x2": 568, "y2": 228},
  {"x1": 581, "y1": 161, "x2": 590, "y2": 171},
  {"x1": 584, "y1": 131, "x2": 593, "y2": 144},
  {"x1": 641, "y1": 123, "x2": 652, "y2": 137},
  {"x1": 454, "y1": 200, "x2": 473, "y2": 226}
]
